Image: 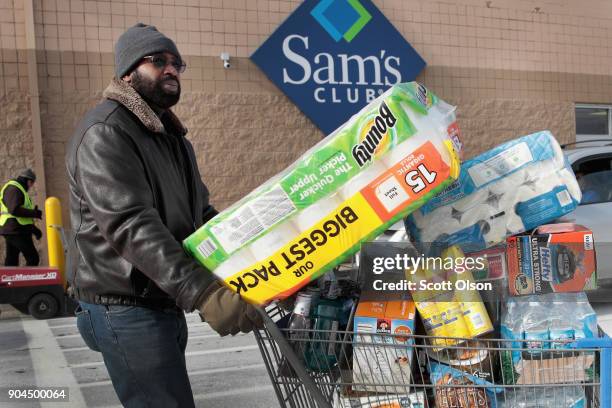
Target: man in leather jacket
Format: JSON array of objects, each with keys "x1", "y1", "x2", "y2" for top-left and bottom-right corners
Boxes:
[{"x1": 65, "y1": 24, "x2": 262, "y2": 407}]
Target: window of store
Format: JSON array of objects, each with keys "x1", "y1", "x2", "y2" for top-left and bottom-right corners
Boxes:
[{"x1": 576, "y1": 104, "x2": 612, "y2": 143}]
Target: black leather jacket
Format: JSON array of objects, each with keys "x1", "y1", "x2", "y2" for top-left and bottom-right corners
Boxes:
[{"x1": 65, "y1": 79, "x2": 217, "y2": 311}]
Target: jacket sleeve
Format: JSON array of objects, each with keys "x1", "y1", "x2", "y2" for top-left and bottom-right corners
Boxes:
[
  {"x1": 200, "y1": 181, "x2": 218, "y2": 224},
  {"x1": 73, "y1": 123, "x2": 215, "y2": 311},
  {"x1": 3, "y1": 185, "x2": 39, "y2": 218}
]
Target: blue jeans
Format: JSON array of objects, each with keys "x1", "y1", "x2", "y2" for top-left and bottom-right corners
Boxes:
[{"x1": 76, "y1": 302, "x2": 195, "y2": 408}]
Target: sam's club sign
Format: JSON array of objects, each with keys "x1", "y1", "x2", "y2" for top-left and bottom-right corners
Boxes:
[{"x1": 251, "y1": 0, "x2": 426, "y2": 135}]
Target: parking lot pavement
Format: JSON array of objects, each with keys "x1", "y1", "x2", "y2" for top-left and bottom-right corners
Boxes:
[{"x1": 0, "y1": 310, "x2": 277, "y2": 408}]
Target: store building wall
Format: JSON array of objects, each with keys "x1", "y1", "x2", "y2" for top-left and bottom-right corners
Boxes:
[{"x1": 1, "y1": 0, "x2": 611, "y2": 263}]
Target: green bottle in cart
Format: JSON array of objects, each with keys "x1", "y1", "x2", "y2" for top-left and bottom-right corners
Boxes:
[{"x1": 305, "y1": 299, "x2": 345, "y2": 371}]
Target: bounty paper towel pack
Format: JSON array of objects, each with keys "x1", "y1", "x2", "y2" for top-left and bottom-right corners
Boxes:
[
  {"x1": 184, "y1": 82, "x2": 461, "y2": 305},
  {"x1": 405, "y1": 131, "x2": 582, "y2": 253}
]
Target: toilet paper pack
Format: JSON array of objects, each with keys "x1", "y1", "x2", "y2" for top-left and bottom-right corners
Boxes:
[
  {"x1": 184, "y1": 82, "x2": 461, "y2": 305},
  {"x1": 405, "y1": 131, "x2": 581, "y2": 253}
]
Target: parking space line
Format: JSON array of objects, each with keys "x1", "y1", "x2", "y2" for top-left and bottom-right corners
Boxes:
[
  {"x1": 69, "y1": 345, "x2": 260, "y2": 368},
  {"x1": 55, "y1": 333, "x2": 83, "y2": 339},
  {"x1": 60, "y1": 332, "x2": 246, "y2": 352},
  {"x1": 48, "y1": 323, "x2": 80, "y2": 330},
  {"x1": 194, "y1": 384, "x2": 274, "y2": 401},
  {"x1": 79, "y1": 363, "x2": 266, "y2": 388},
  {"x1": 21, "y1": 318, "x2": 87, "y2": 407},
  {"x1": 60, "y1": 346, "x2": 90, "y2": 352}
]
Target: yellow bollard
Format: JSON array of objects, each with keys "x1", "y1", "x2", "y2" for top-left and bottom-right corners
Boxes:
[{"x1": 45, "y1": 196, "x2": 66, "y2": 288}]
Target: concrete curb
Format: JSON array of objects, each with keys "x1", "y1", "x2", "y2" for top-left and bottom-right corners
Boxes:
[{"x1": 0, "y1": 304, "x2": 26, "y2": 320}]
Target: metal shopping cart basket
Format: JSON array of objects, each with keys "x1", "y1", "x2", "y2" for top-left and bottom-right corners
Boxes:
[{"x1": 254, "y1": 303, "x2": 612, "y2": 408}]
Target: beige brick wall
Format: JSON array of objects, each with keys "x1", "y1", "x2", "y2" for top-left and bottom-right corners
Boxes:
[{"x1": 1, "y1": 0, "x2": 612, "y2": 263}]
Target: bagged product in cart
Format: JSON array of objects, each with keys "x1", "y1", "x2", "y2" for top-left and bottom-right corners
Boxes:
[
  {"x1": 500, "y1": 292, "x2": 598, "y2": 385},
  {"x1": 430, "y1": 362, "x2": 503, "y2": 408},
  {"x1": 405, "y1": 131, "x2": 582, "y2": 253},
  {"x1": 352, "y1": 299, "x2": 416, "y2": 393},
  {"x1": 184, "y1": 82, "x2": 461, "y2": 305},
  {"x1": 424, "y1": 338, "x2": 499, "y2": 384},
  {"x1": 506, "y1": 223, "x2": 597, "y2": 296}
]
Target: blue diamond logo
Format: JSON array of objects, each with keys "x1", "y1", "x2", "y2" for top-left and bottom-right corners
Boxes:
[{"x1": 311, "y1": 0, "x2": 372, "y2": 42}]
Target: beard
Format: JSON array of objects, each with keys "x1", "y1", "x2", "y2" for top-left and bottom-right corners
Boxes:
[{"x1": 130, "y1": 70, "x2": 181, "y2": 109}]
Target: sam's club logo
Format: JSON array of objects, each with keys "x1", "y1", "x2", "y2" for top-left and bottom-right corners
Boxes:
[
  {"x1": 311, "y1": 0, "x2": 371, "y2": 42},
  {"x1": 251, "y1": 0, "x2": 426, "y2": 135}
]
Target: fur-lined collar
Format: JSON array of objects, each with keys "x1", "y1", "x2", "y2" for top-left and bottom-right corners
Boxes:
[{"x1": 102, "y1": 78, "x2": 186, "y2": 135}]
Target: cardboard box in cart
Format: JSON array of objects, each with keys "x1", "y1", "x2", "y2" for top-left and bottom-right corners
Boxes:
[
  {"x1": 506, "y1": 223, "x2": 596, "y2": 296},
  {"x1": 332, "y1": 391, "x2": 426, "y2": 408},
  {"x1": 353, "y1": 300, "x2": 416, "y2": 393}
]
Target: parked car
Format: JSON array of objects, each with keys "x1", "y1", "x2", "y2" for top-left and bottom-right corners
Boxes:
[{"x1": 562, "y1": 141, "x2": 612, "y2": 286}]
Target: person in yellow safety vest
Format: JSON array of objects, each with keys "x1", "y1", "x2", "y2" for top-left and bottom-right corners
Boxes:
[{"x1": 0, "y1": 168, "x2": 43, "y2": 266}]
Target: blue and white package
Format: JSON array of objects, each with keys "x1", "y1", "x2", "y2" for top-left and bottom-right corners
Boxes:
[{"x1": 405, "y1": 131, "x2": 581, "y2": 252}]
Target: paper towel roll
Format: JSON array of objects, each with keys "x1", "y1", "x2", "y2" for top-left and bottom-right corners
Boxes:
[
  {"x1": 339, "y1": 161, "x2": 388, "y2": 200},
  {"x1": 489, "y1": 177, "x2": 515, "y2": 196},
  {"x1": 532, "y1": 174, "x2": 562, "y2": 192},
  {"x1": 524, "y1": 160, "x2": 557, "y2": 183},
  {"x1": 460, "y1": 204, "x2": 496, "y2": 227},
  {"x1": 425, "y1": 101, "x2": 455, "y2": 138},
  {"x1": 513, "y1": 185, "x2": 541, "y2": 205},
  {"x1": 418, "y1": 207, "x2": 462, "y2": 239},
  {"x1": 385, "y1": 102, "x2": 451, "y2": 167},
  {"x1": 382, "y1": 135, "x2": 428, "y2": 169},
  {"x1": 549, "y1": 133, "x2": 566, "y2": 169},
  {"x1": 506, "y1": 213, "x2": 526, "y2": 235},
  {"x1": 419, "y1": 101, "x2": 455, "y2": 164},
  {"x1": 293, "y1": 194, "x2": 344, "y2": 231},
  {"x1": 425, "y1": 205, "x2": 454, "y2": 222},
  {"x1": 507, "y1": 168, "x2": 529, "y2": 185},
  {"x1": 213, "y1": 248, "x2": 258, "y2": 280},
  {"x1": 250, "y1": 221, "x2": 299, "y2": 261},
  {"x1": 421, "y1": 227, "x2": 454, "y2": 243},
  {"x1": 411, "y1": 210, "x2": 427, "y2": 228},
  {"x1": 451, "y1": 189, "x2": 489, "y2": 212},
  {"x1": 483, "y1": 217, "x2": 508, "y2": 246},
  {"x1": 559, "y1": 168, "x2": 582, "y2": 202},
  {"x1": 487, "y1": 168, "x2": 526, "y2": 196},
  {"x1": 497, "y1": 189, "x2": 520, "y2": 211},
  {"x1": 436, "y1": 219, "x2": 462, "y2": 236}
]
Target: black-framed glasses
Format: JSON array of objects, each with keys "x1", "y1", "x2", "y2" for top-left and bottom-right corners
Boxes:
[{"x1": 142, "y1": 55, "x2": 186, "y2": 73}]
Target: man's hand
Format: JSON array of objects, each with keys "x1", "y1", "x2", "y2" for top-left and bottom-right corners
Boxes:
[
  {"x1": 198, "y1": 282, "x2": 264, "y2": 336},
  {"x1": 33, "y1": 226, "x2": 42, "y2": 240},
  {"x1": 33, "y1": 205, "x2": 42, "y2": 219}
]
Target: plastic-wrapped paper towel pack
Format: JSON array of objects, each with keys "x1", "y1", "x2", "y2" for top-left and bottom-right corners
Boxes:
[
  {"x1": 405, "y1": 131, "x2": 582, "y2": 253},
  {"x1": 184, "y1": 82, "x2": 461, "y2": 305}
]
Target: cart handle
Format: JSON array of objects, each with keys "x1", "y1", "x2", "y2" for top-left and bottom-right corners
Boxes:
[
  {"x1": 567, "y1": 335, "x2": 612, "y2": 349},
  {"x1": 256, "y1": 307, "x2": 331, "y2": 408}
]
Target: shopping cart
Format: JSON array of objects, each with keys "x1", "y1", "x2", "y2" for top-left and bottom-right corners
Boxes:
[{"x1": 254, "y1": 303, "x2": 612, "y2": 408}]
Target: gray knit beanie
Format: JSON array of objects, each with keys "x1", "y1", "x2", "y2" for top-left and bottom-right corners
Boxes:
[
  {"x1": 19, "y1": 168, "x2": 36, "y2": 181},
  {"x1": 114, "y1": 23, "x2": 182, "y2": 78}
]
